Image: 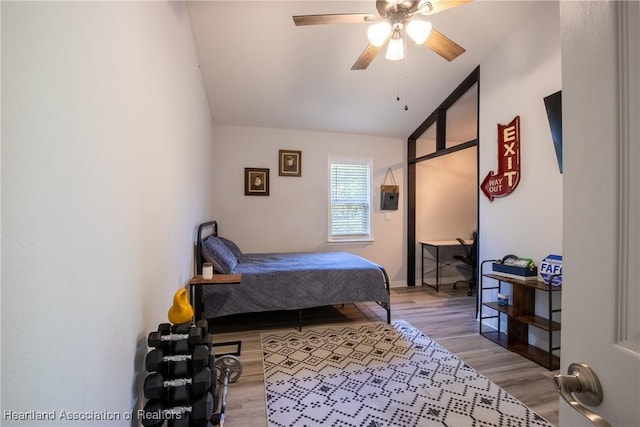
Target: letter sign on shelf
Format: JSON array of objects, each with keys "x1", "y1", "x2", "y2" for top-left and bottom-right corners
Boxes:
[{"x1": 481, "y1": 116, "x2": 521, "y2": 201}]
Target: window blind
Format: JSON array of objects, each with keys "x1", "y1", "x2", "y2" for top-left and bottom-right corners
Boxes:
[{"x1": 329, "y1": 160, "x2": 371, "y2": 239}]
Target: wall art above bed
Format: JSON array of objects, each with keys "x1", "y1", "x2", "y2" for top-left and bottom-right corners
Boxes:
[{"x1": 244, "y1": 167, "x2": 269, "y2": 196}]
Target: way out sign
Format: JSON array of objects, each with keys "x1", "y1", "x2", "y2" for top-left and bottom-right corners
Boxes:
[{"x1": 481, "y1": 116, "x2": 521, "y2": 201}]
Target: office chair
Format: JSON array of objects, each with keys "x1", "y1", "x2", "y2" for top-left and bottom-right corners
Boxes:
[{"x1": 453, "y1": 232, "x2": 477, "y2": 296}]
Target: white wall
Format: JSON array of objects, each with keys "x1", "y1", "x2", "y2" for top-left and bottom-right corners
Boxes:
[
  {"x1": 2, "y1": 2, "x2": 214, "y2": 424},
  {"x1": 479, "y1": 1, "x2": 562, "y2": 347},
  {"x1": 210, "y1": 124, "x2": 406, "y2": 285}
]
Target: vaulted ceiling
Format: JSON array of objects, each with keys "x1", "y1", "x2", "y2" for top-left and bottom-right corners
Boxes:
[{"x1": 187, "y1": 1, "x2": 538, "y2": 139}]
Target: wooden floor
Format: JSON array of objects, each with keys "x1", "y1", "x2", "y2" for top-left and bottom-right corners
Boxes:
[{"x1": 208, "y1": 286, "x2": 560, "y2": 426}]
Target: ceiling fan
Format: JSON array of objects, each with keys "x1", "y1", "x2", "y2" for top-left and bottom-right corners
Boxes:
[{"x1": 293, "y1": 0, "x2": 471, "y2": 70}]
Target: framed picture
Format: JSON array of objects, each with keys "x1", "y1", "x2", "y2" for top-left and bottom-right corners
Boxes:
[
  {"x1": 244, "y1": 168, "x2": 269, "y2": 196},
  {"x1": 278, "y1": 150, "x2": 302, "y2": 177}
]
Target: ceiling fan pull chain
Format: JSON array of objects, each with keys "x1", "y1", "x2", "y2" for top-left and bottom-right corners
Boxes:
[
  {"x1": 403, "y1": 77, "x2": 409, "y2": 110},
  {"x1": 404, "y1": 75, "x2": 409, "y2": 111},
  {"x1": 404, "y1": 42, "x2": 409, "y2": 111}
]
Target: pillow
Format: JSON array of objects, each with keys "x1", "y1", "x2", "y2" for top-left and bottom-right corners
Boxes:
[
  {"x1": 217, "y1": 236, "x2": 243, "y2": 259},
  {"x1": 201, "y1": 236, "x2": 238, "y2": 274}
]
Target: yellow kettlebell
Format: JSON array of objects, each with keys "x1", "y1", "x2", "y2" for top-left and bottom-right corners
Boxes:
[{"x1": 167, "y1": 288, "x2": 193, "y2": 325}]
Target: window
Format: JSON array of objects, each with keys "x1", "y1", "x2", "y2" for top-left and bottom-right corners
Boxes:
[{"x1": 329, "y1": 158, "x2": 372, "y2": 242}]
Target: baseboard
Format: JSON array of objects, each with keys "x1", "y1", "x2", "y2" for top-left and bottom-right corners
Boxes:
[{"x1": 389, "y1": 280, "x2": 406, "y2": 288}]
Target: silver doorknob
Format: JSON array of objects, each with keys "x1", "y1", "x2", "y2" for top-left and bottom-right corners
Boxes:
[{"x1": 553, "y1": 362, "x2": 611, "y2": 427}]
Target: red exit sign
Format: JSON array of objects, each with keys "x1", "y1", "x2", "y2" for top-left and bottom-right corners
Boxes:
[{"x1": 481, "y1": 116, "x2": 521, "y2": 201}]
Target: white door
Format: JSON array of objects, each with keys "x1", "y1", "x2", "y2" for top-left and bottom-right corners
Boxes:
[{"x1": 560, "y1": 1, "x2": 639, "y2": 426}]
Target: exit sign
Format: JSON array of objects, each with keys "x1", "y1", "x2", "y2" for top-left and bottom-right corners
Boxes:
[{"x1": 481, "y1": 116, "x2": 521, "y2": 201}]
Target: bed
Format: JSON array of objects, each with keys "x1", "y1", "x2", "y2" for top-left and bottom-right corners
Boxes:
[{"x1": 192, "y1": 221, "x2": 390, "y2": 328}]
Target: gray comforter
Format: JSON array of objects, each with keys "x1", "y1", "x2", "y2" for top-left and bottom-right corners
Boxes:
[{"x1": 201, "y1": 251, "x2": 389, "y2": 319}]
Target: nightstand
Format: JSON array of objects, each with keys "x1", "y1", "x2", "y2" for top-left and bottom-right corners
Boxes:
[
  {"x1": 189, "y1": 274, "x2": 242, "y2": 356},
  {"x1": 189, "y1": 274, "x2": 241, "y2": 322}
]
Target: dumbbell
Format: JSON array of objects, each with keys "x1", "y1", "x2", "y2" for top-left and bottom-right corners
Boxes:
[
  {"x1": 141, "y1": 393, "x2": 214, "y2": 427},
  {"x1": 194, "y1": 319, "x2": 208, "y2": 336},
  {"x1": 145, "y1": 345, "x2": 211, "y2": 377},
  {"x1": 157, "y1": 320, "x2": 209, "y2": 336},
  {"x1": 210, "y1": 355, "x2": 243, "y2": 427},
  {"x1": 150, "y1": 321, "x2": 209, "y2": 345},
  {"x1": 144, "y1": 367, "x2": 212, "y2": 403},
  {"x1": 148, "y1": 325, "x2": 208, "y2": 354}
]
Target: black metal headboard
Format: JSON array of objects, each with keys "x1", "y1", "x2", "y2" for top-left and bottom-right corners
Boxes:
[{"x1": 194, "y1": 220, "x2": 218, "y2": 274}]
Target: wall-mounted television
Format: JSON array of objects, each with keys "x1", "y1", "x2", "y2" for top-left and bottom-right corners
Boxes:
[{"x1": 543, "y1": 90, "x2": 562, "y2": 173}]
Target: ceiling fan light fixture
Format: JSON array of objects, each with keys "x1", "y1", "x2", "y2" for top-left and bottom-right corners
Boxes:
[
  {"x1": 367, "y1": 21, "x2": 392, "y2": 47},
  {"x1": 385, "y1": 32, "x2": 404, "y2": 61},
  {"x1": 406, "y1": 19, "x2": 432, "y2": 44},
  {"x1": 292, "y1": 0, "x2": 469, "y2": 70}
]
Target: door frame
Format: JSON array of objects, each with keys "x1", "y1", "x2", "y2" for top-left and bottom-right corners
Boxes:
[{"x1": 406, "y1": 67, "x2": 480, "y2": 286}]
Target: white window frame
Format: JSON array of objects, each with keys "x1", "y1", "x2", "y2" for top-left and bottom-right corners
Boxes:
[{"x1": 328, "y1": 157, "x2": 373, "y2": 243}]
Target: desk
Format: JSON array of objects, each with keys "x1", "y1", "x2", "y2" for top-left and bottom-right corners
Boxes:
[{"x1": 420, "y1": 240, "x2": 472, "y2": 291}]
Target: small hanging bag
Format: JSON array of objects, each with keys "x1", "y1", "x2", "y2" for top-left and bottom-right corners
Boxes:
[{"x1": 380, "y1": 168, "x2": 399, "y2": 210}]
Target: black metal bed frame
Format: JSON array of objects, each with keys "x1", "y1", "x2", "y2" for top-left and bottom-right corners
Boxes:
[{"x1": 193, "y1": 220, "x2": 391, "y2": 329}]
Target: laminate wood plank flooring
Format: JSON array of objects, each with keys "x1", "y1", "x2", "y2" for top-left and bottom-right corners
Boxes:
[{"x1": 208, "y1": 286, "x2": 560, "y2": 426}]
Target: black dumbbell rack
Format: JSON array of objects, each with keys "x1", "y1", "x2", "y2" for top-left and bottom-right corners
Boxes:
[{"x1": 142, "y1": 320, "x2": 220, "y2": 427}]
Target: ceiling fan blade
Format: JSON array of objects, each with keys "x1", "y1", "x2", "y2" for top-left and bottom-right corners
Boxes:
[
  {"x1": 293, "y1": 13, "x2": 376, "y2": 26},
  {"x1": 376, "y1": 0, "x2": 392, "y2": 17},
  {"x1": 424, "y1": 28, "x2": 465, "y2": 61},
  {"x1": 351, "y1": 44, "x2": 382, "y2": 70},
  {"x1": 419, "y1": 0, "x2": 473, "y2": 16}
]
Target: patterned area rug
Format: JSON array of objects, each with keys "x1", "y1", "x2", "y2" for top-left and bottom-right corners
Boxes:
[{"x1": 261, "y1": 320, "x2": 553, "y2": 427}]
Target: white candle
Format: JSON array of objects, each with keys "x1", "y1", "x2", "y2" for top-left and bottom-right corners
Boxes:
[{"x1": 202, "y1": 263, "x2": 214, "y2": 280}]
